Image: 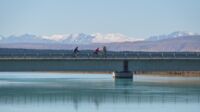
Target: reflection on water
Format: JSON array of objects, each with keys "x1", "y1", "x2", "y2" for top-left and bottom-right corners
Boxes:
[{"x1": 0, "y1": 72, "x2": 200, "y2": 112}]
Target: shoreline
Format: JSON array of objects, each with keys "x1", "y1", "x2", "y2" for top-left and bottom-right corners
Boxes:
[
  {"x1": 135, "y1": 71, "x2": 200, "y2": 77},
  {"x1": 48, "y1": 71, "x2": 200, "y2": 77},
  {"x1": 1, "y1": 71, "x2": 200, "y2": 77}
]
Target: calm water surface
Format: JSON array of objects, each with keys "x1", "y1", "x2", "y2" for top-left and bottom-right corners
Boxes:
[{"x1": 0, "y1": 72, "x2": 200, "y2": 112}]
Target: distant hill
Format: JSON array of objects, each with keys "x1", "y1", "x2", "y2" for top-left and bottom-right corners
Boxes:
[
  {"x1": 146, "y1": 31, "x2": 199, "y2": 41},
  {"x1": 0, "y1": 32, "x2": 200, "y2": 52},
  {"x1": 108, "y1": 36, "x2": 200, "y2": 51}
]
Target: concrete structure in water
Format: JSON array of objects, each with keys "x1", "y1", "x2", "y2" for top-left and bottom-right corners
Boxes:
[{"x1": 0, "y1": 52, "x2": 200, "y2": 79}]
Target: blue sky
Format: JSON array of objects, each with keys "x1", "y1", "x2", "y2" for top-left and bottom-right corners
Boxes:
[{"x1": 0, "y1": 0, "x2": 200, "y2": 38}]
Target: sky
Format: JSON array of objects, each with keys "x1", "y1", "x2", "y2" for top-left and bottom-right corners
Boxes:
[{"x1": 0, "y1": 0, "x2": 200, "y2": 39}]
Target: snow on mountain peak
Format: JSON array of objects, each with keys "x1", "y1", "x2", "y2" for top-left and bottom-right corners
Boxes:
[
  {"x1": 41, "y1": 33, "x2": 136, "y2": 44},
  {"x1": 0, "y1": 34, "x2": 51, "y2": 43},
  {"x1": 42, "y1": 33, "x2": 95, "y2": 44},
  {"x1": 0, "y1": 33, "x2": 137, "y2": 44},
  {"x1": 169, "y1": 31, "x2": 199, "y2": 37},
  {"x1": 42, "y1": 34, "x2": 66, "y2": 41},
  {"x1": 91, "y1": 33, "x2": 135, "y2": 43},
  {"x1": 147, "y1": 31, "x2": 199, "y2": 41}
]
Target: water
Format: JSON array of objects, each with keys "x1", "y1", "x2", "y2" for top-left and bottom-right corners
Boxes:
[{"x1": 0, "y1": 72, "x2": 200, "y2": 112}]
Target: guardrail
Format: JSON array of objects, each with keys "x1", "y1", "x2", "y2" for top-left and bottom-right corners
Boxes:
[{"x1": 0, "y1": 52, "x2": 199, "y2": 59}]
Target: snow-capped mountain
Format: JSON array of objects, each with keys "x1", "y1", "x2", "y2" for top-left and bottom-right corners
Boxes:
[
  {"x1": 0, "y1": 34, "x2": 52, "y2": 43},
  {"x1": 0, "y1": 33, "x2": 136, "y2": 44},
  {"x1": 0, "y1": 32, "x2": 199, "y2": 51},
  {"x1": 92, "y1": 33, "x2": 136, "y2": 43},
  {"x1": 62, "y1": 33, "x2": 95, "y2": 44},
  {"x1": 43, "y1": 33, "x2": 95, "y2": 44},
  {"x1": 147, "y1": 31, "x2": 199, "y2": 41}
]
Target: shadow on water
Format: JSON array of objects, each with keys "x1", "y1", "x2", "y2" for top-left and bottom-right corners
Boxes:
[{"x1": 114, "y1": 79, "x2": 134, "y2": 87}]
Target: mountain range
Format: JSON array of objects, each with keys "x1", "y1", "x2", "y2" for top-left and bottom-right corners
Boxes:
[
  {"x1": 0, "y1": 31, "x2": 200, "y2": 52},
  {"x1": 0, "y1": 33, "x2": 136, "y2": 44}
]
